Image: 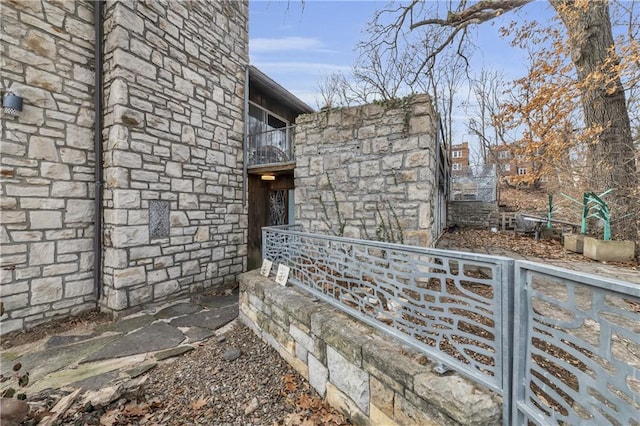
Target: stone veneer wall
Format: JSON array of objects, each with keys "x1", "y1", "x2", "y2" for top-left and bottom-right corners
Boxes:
[
  {"x1": 100, "y1": 1, "x2": 248, "y2": 314},
  {"x1": 294, "y1": 95, "x2": 438, "y2": 248},
  {"x1": 239, "y1": 270, "x2": 502, "y2": 425},
  {"x1": 1, "y1": 1, "x2": 98, "y2": 332},
  {"x1": 0, "y1": 0, "x2": 248, "y2": 331}
]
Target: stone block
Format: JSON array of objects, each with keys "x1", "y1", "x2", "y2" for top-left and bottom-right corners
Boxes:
[
  {"x1": 0, "y1": 318, "x2": 24, "y2": 334},
  {"x1": 327, "y1": 346, "x2": 369, "y2": 414},
  {"x1": 370, "y1": 404, "x2": 397, "y2": 426},
  {"x1": 111, "y1": 225, "x2": 149, "y2": 247},
  {"x1": 413, "y1": 373, "x2": 501, "y2": 425},
  {"x1": 2, "y1": 292, "x2": 28, "y2": 311},
  {"x1": 393, "y1": 393, "x2": 440, "y2": 426},
  {"x1": 129, "y1": 286, "x2": 153, "y2": 305},
  {"x1": 51, "y1": 181, "x2": 86, "y2": 197},
  {"x1": 362, "y1": 335, "x2": 425, "y2": 392},
  {"x1": 31, "y1": 277, "x2": 63, "y2": 304},
  {"x1": 275, "y1": 337, "x2": 309, "y2": 380},
  {"x1": 26, "y1": 66, "x2": 62, "y2": 92},
  {"x1": 1, "y1": 211, "x2": 26, "y2": 224},
  {"x1": 104, "y1": 248, "x2": 128, "y2": 268},
  {"x1": 326, "y1": 382, "x2": 368, "y2": 424},
  {"x1": 66, "y1": 124, "x2": 93, "y2": 149},
  {"x1": 564, "y1": 234, "x2": 584, "y2": 253},
  {"x1": 41, "y1": 162, "x2": 70, "y2": 179},
  {"x1": 308, "y1": 353, "x2": 328, "y2": 397},
  {"x1": 30, "y1": 211, "x2": 62, "y2": 229},
  {"x1": 65, "y1": 279, "x2": 93, "y2": 297},
  {"x1": 194, "y1": 226, "x2": 209, "y2": 242},
  {"x1": 290, "y1": 323, "x2": 314, "y2": 353},
  {"x1": 29, "y1": 242, "x2": 54, "y2": 265},
  {"x1": 154, "y1": 280, "x2": 180, "y2": 298},
  {"x1": 101, "y1": 287, "x2": 129, "y2": 311},
  {"x1": 583, "y1": 237, "x2": 636, "y2": 263},
  {"x1": 295, "y1": 341, "x2": 308, "y2": 363},
  {"x1": 65, "y1": 199, "x2": 94, "y2": 223},
  {"x1": 370, "y1": 375, "x2": 394, "y2": 417},
  {"x1": 113, "y1": 266, "x2": 146, "y2": 289}
]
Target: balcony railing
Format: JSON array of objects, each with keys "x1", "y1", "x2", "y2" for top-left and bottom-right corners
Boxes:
[{"x1": 247, "y1": 126, "x2": 295, "y2": 168}]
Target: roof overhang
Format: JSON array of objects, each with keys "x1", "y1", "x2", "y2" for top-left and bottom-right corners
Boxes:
[{"x1": 248, "y1": 65, "x2": 314, "y2": 115}]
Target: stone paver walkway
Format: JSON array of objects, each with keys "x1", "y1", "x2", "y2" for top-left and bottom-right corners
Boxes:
[{"x1": 0, "y1": 293, "x2": 238, "y2": 398}]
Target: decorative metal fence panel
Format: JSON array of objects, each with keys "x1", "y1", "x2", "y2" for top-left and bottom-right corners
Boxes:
[
  {"x1": 262, "y1": 226, "x2": 514, "y2": 396},
  {"x1": 513, "y1": 262, "x2": 640, "y2": 425}
]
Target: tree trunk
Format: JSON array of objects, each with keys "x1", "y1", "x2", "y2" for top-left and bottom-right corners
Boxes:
[{"x1": 551, "y1": 0, "x2": 639, "y2": 242}]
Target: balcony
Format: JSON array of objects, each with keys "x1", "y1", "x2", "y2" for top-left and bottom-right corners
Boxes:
[{"x1": 247, "y1": 125, "x2": 296, "y2": 170}]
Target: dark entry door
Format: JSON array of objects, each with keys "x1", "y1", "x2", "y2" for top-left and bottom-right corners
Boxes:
[{"x1": 247, "y1": 173, "x2": 294, "y2": 270}]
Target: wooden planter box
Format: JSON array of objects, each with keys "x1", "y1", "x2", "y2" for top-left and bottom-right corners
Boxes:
[{"x1": 583, "y1": 237, "x2": 636, "y2": 263}]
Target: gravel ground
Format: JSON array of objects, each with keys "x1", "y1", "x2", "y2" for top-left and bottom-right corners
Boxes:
[{"x1": 23, "y1": 321, "x2": 350, "y2": 425}]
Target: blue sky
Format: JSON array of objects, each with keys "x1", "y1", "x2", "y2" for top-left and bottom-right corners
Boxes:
[{"x1": 249, "y1": 1, "x2": 557, "y2": 143}]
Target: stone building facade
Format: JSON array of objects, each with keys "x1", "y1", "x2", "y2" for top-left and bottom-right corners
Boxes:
[
  {"x1": 0, "y1": 0, "x2": 248, "y2": 332},
  {"x1": 294, "y1": 95, "x2": 445, "y2": 247}
]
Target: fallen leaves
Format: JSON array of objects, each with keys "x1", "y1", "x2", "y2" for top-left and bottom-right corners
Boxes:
[
  {"x1": 283, "y1": 374, "x2": 299, "y2": 392},
  {"x1": 189, "y1": 397, "x2": 208, "y2": 410},
  {"x1": 279, "y1": 373, "x2": 349, "y2": 426}
]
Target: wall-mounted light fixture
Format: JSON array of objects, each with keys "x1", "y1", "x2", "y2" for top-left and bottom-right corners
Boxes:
[
  {"x1": 261, "y1": 174, "x2": 276, "y2": 181},
  {"x1": 2, "y1": 91, "x2": 23, "y2": 116}
]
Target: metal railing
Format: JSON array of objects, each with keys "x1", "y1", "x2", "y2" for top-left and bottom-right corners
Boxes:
[
  {"x1": 262, "y1": 225, "x2": 640, "y2": 425},
  {"x1": 247, "y1": 125, "x2": 295, "y2": 167},
  {"x1": 513, "y1": 262, "x2": 640, "y2": 425},
  {"x1": 262, "y1": 226, "x2": 514, "y2": 395}
]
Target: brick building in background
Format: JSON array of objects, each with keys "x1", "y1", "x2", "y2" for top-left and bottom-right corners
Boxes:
[
  {"x1": 487, "y1": 144, "x2": 534, "y2": 184},
  {"x1": 449, "y1": 142, "x2": 470, "y2": 176}
]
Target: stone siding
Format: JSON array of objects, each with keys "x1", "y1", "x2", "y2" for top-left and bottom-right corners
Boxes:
[
  {"x1": 99, "y1": 0, "x2": 248, "y2": 314},
  {"x1": 0, "y1": 0, "x2": 248, "y2": 331},
  {"x1": 1, "y1": 0, "x2": 98, "y2": 332},
  {"x1": 294, "y1": 95, "x2": 438, "y2": 247},
  {"x1": 447, "y1": 201, "x2": 499, "y2": 229},
  {"x1": 239, "y1": 270, "x2": 502, "y2": 425}
]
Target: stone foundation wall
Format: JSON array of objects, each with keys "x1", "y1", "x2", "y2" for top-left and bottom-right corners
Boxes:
[
  {"x1": 239, "y1": 270, "x2": 502, "y2": 425},
  {"x1": 1, "y1": 0, "x2": 98, "y2": 332},
  {"x1": 294, "y1": 95, "x2": 438, "y2": 247},
  {"x1": 447, "y1": 201, "x2": 499, "y2": 229}
]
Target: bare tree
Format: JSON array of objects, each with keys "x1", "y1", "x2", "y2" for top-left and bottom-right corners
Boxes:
[
  {"x1": 315, "y1": 71, "x2": 350, "y2": 109},
  {"x1": 366, "y1": 0, "x2": 639, "y2": 241},
  {"x1": 465, "y1": 68, "x2": 510, "y2": 164}
]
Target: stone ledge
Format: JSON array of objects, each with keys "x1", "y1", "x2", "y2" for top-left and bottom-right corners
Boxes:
[{"x1": 239, "y1": 270, "x2": 502, "y2": 425}]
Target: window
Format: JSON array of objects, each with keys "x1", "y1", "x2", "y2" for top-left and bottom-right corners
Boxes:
[
  {"x1": 452, "y1": 150, "x2": 462, "y2": 158},
  {"x1": 248, "y1": 102, "x2": 291, "y2": 164},
  {"x1": 503, "y1": 163, "x2": 511, "y2": 171},
  {"x1": 452, "y1": 163, "x2": 462, "y2": 171},
  {"x1": 518, "y1": 168, "x2": 527, "y2": 175},
  {"x1": 499, "y1": 151, "x2": 511, "y2": 159},
  {"x1": 516, "y1": 154, "x2": 526, "y2": 160},
  {"x1": 248, "y1": 102, "x2": 289, "y2": 136}
]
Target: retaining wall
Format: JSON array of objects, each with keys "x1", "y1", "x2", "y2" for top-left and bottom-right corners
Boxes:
[
  {"x1": 239, "y1": 270, "x2": 502, "y2": 425},
  {"x1": 447, "y1": 201, "x2": 499, "y2": 229}
]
